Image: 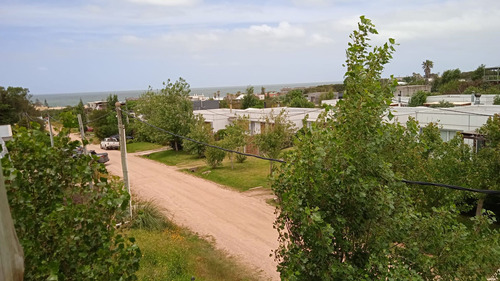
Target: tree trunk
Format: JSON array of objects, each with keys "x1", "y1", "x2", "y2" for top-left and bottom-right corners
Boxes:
[
  {"x1": 475, "y1": 197, "x2": 485, "y2": 217},
  {"x1": 174, "y1": 141, "x2": 179, "y2": 152},
  {"x1": 230, "y1": 153, "x2": 234, "y2": 170},
  {"x1": 269, "y1": 161, "x2": 273, "y2": 176}
]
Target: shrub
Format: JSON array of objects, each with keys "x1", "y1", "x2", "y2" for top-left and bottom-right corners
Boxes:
[
  {"x1": 408, "y1": 90, "x2": 428, "y2": 107},
  {"x1": 204, "y1": 144, "x2": 226, "y2": 168},
  {"x1": 494, "y1": 94, "x2": 500, "y2": 105},
  {"x1": 3, "y1": 127, "x2": 141, "y2": 280},
  {"x1": 131, "y1": 200, "x2": 172, "y2": 231}
]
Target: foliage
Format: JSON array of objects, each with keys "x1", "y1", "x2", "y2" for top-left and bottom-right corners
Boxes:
[
  {"x1": 272, "y1": 16, "x2": 500, "y2": 280},
  {"x1": 254, "y1": 109, "x2": 295, "y2": 174},
  {"x1": 135, "y1": 78, "x2": 194, "y2": 150},
  {"x1": 183, "y1": 115, "x2": 213, "y2": 158},
  {"x1": 241, "y1": 86, "x2": 263, "y2": 109},
  {"x1": 408, "y1": 90, "x2": 428, "y2": 107},
  {"x1": 495, "y1": 94, "x2": 500, "y2": 105},
  {"x1": 59, "y1": 110, "x2": 79, "y2": 129},
  {"x1": 87, "y1": 105, "x2": 118, "y2": 140},
  {"x1": 2, "y1": 127, "x2": 141, "y2": 280},
  {"x1": 422, "y1": 59, "x2": 433, "y2": 79},
  {"x1": 283, "y1": 89, "x2": 315, "y2": 108},
  {"x1": 318, "y1": 90, "x2": 335, "y2": 104},
  {"x1": 204, "y1": 142, "x2": 226, "y2": 168},
  {"x1": 430, "y1": 100, "x2": 455, "y2": 108},
  {"x1": 131, "y1": 200, "x2": 172, "y2": 231},
  {"x1": 472, "y1": 64, "x2": 486, "y2": 81},
  {"x1": 223, "y1": 116, "x2": 249, "y2": 167},
  {"x1": 0, "y1": 86, "x2": 44, "y2": 129}
]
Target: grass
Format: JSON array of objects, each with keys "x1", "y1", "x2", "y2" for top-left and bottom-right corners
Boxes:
[
  {"x1": 188, "y1": 156, "x2": 273, "y2": 191},
  {"x1": 127, "y1": 142, "x2": 164, "y2": 153},
  {"x1": 131, "y1": 228, "x2": 260, "y2": 281},
  {"x1": 144, "y1": 149, "x2": 206, "y2": 167},
  {"x1": 127, "y1": 199, "x2": 260, "y2": 281},
  {"x1": 145, "y1": 150, "x2": 274, "y2": 191}
]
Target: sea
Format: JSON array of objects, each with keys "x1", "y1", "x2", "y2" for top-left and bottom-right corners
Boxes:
[{"x1": 32, "y1": 81, "x2": 340, "y2": 107}]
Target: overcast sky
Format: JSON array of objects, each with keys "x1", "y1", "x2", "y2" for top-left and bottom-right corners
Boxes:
[{"x1": 1, "y1": 0, "x2": 499, "y2": 94}]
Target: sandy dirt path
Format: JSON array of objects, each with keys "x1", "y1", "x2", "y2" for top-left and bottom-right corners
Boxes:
[{"x1": 88, "y1": 142, "x2": 280, "y2": 280}]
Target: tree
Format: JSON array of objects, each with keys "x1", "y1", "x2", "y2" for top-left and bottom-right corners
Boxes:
[
  {"x1": 204, "y1": 143, "x2": 226, "y2": 168},
  {"x1": 2, "y1": 126, "x2": 141, "y2": 280},
  {"x1": 223, "y1": 116, "x2": 249, "y2": 168},
  {"x1": 135, "y1": 78, "x2": 194, "y2": 150},
  {"x1": 472, "y1": 64, "x2": 486, "y2": 81},
  {"x1": 422, "y1": 59, "x2": 433, "y2": 81},
  {"x1": 494, "y1": 94, "x2": 500, "y2": 105},
  {"x1": 0, "y1": 86, "x2": 43, "y2": 129},
  {"x1": 284, "y1": 89, "x2": 314, "y2": 108},
  {"x1": 86, "y1": 94, "x2": 119, "y2": 140},
  {"x1": 241, "y1": 86, "x2": 263, "y2": 109},
  {"x1": 408, "y1": 90, "x2": 428, "y2": 107},
  {"x1": 183, "y1": 115, "x2": 213, "y2": 158},
  {"x1": 272, "y1": 16, "x2": 500, "y2": 280},
  {"x1": 254, "y1": 109, "x2": 294, "y2": 174}
]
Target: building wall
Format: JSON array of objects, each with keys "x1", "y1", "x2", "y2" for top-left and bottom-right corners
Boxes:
[{"x1": 394, "y1": 85, "x2": 431, "y2": 97}]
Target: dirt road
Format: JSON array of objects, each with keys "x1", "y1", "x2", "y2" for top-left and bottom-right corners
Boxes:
[{"x1": 88, "y1": 143, "x2": 280, "y2": 280}]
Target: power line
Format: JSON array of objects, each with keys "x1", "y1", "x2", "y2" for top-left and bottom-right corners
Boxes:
[
  {"x1": 125, "y1": 110, "x2": 286, "y2": 163},
  {"x1": 125, "y1": 110, "x2": 500, "y2": 196}
]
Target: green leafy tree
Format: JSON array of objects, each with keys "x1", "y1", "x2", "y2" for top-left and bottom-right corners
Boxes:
[
  {"x1": 204, "y1": 142, "x2": 226, "y2": 168},
  {"x1": 135, "y1": 78, "x2": 194, "y2": 150},
  {"x1": 494, "y1": 94, "x2": 500, "y2": 105},
  {"x1": 408, "y1": 90, "x2": 428, "y2": 107},
  {"x1": 254, "y1": 109, "x2": 294, "y2": 174},
  {"x1": 272, "y1": 16, "x2": 500, "y2": 280},
  {"x1": 0, "y1": 86, "x2": 44, "y2": 129},
  {"x1": 472, "y1": 64, "x2": 486, "y2": 81},
  {"x1": 184, "y1": 115, "x2": 213, "y2": 158},
  {"x1": 241, "y1": 86, "x2": 263, "y2": 109},
  {"x1": 2, "y1": 127, "x2": 141, "y2": 280},
  {"x1": 223, "y1": 116, "x2": 249, "y2": 168},
  {"x1": 284, "y1": 89, "x2": 315, "y2": 108},
  {"x1": 59, "y1": 110, "x2": 79, "y2": 129}
]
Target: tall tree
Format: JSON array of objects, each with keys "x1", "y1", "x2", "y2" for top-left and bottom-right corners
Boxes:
[
  {"x1": 223, "y1": 116, "x2": 249, "y2": 169},
  {"x1": 183, "y1": 115, "x2": 213, "y2": 158},
  {"x1": 135, "y1": 78, "x2": 194, "y2": 151},
  {"x1": 272, "y1": 16, "x2": 500, "y2": 280},
  {"x1": 242, "y1": 86, "x2": 261, "y2": 109},
  {"x1": 422, "y1": 59, "x2": 434, "y2": 81},
  {"x1": 0, "y1": 86, "x2": 43, "y2": 129}
]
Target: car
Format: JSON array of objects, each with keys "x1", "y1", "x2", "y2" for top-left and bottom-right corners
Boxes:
[
  {"x1": 100, "y1": 137, "x2": 120, "y2": 150},
  {"x1": 73, "y1": 147, "x2": 109, "y2": 164}
]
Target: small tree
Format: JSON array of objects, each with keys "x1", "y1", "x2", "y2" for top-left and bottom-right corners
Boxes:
[
  {"x1": 408, "y1": 90, "x2": 427, "y2": 107},
  {"x1": 184, "y1": 115, "x2": 213, "y2": 158},
  {"x1": 241, "y1": 86, "x2": 263, "y2": 109},
  {"x1": 204, "y1": 143, "x2": 226, "y2": 168},
  {"x1": 223, "y1": 116, "x2": 249, "y2": 168},
  {"x1": 254, "y1": 109, "x2": 294, "y2": 174}
]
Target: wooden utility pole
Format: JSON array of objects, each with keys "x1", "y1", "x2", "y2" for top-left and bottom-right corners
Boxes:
[
  {"x1": 47, "y1": 115, "x2": 54, "y2": 147},
  {"x1": 77, "y1": 114, "x2": 87, "y2": 155},
  {"x1": 116, "y1": 103, "x2": 132, "y2": 219}
]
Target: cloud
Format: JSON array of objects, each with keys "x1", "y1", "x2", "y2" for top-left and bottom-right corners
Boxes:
[{"x1": 246, "y1": 22, "x2": 305, "y2": 39}]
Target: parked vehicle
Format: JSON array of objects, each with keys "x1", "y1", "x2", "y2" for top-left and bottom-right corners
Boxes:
[
  {"x1": 73, "y1": 147, "x2": 109, "y2": 163},
  {"x1": 100, "y1": 137, "x2": 120, "y2": 150}
]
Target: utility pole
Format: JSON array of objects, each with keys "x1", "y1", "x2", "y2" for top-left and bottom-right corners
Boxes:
[
  {"x1": 116, "y1": 102, "x2": 133, "y2": 219},
  {"x1": 77, "y1": 114, "x2": 87, "y2": 155},
  {"x1": 47, "y1": 114, "x2": 54, "y2": 147}
]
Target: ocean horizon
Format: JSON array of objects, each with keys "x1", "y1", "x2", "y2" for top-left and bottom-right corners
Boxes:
[{"x1": 31, "y1": 81, "x2": 341, "y2": 107}]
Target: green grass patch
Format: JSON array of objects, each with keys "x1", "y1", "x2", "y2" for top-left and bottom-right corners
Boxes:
[
  {"x1": 131, "y1": 228, "x2": 259, "y2": 281},
  {"x1": 188, "y1": 156, "x2": 273, "y2": 191},
  {"x1": 146, "y1": 150, "x2": 276, "y2": 191},
  {"x1": 144, "y1": 149, "x2": 206, "y2": 167},
  {"x1": 127, "y1": 142, "x2": 164, "y2": 153}
]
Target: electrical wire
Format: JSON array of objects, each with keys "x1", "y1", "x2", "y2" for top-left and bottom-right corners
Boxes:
[{"x1": 124, "y1": 109, "x2": 500, "y2": 196}]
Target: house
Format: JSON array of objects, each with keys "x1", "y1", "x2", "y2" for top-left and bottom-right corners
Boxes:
[{"x1": 0, "y1": 125, "x2": 13, "y2": 159}]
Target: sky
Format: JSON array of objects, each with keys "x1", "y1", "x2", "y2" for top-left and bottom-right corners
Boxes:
[{"x1": 1, "y1": 0, "x2": 499, "y2": 95}]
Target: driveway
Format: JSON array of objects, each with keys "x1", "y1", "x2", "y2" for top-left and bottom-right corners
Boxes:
[{"x1": 88, "y1": 142, "x2": 280, "y2": 280}]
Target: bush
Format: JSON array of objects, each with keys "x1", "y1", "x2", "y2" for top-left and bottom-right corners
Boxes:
[
  {"x1": 204, "y1": 144, "x2": 226, "y2": 168},
  {"x1": 131, "y1": 200, "x2": 172, "y2": 231},
  {"x1": 235, "y1": 152, "x2": 247, "y2": 163},
  {"x1": 430, "y1": 100, "x2": 455, "y2": 108},
  {"x1": 3, "y1": 128, "x2": 141, "y2": 280},
  {"x1": 494, "y1": 94, "x2": 500, "y2": 105},
  {"x1": 408, "y1": 90, "x2": 428, "y2": 107}
]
